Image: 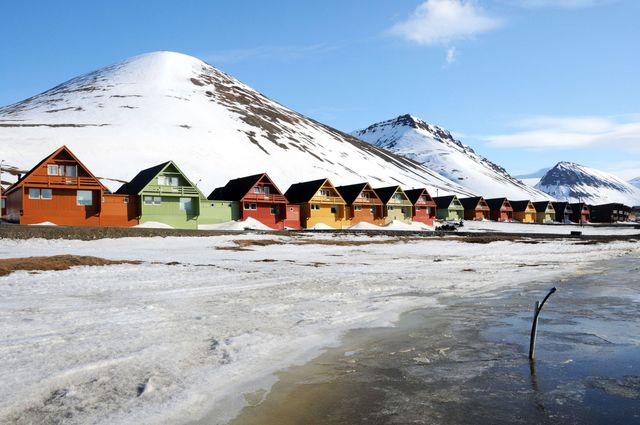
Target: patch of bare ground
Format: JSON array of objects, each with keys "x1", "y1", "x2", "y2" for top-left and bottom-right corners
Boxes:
[
  {"x1": 0, "y1": 255, "x2": 141, "y2": 277},
  {"x1": 225, "y1": 237, "x2": 423, "y2": 249}
]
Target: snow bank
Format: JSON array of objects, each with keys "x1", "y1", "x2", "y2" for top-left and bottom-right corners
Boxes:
[
  {"x1": 348, "y1": 222, "x2": 382, "y2": 230},
  {"x1": 29, "y1": 222, "x2": 58, "y2": 226},
  {"x1": 135, "y1": 221, "x2": 174, "y2": 229},
  {"x1": 198, "y1": 217, "x2": 273, "y2": 231},
  {"x1": 462, "y1": 220, "x2": 640, "y2": 236}
]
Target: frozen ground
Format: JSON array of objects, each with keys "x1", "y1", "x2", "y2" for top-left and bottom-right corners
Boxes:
[
  {"x1": 0, "y1": 233, "x2": 638, "y2": 424},
  {"x1": 462, "y1": 220, "x2": 640, "y2": 236}
]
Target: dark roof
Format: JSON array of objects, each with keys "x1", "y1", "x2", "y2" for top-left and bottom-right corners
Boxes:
[
  {"x1": 115, "y1": 161, "x2": 170, "y2": 195},
  {"x1": 284, "y1": 179, "x2": 327, "y2": 204},
  {"x1": 485, "y1": 197, "x2": 509, "y2": 210},
  {"x1": 510, "y1": 200, "x2": 533, "y2": 211},
  {"x1": 459, "y1": 197, "x2": 483, "y2": 210},
  {"x1": 335, "y1": 183, "x2": 368, "y2": 205},
  {"x1": 552, "y1": 202, "x2": 571, "y2": 214},
  {"x1": 208, "y1": 173, "x2": 264, "y2": 201},
  {"x1": 569, "y1": 202, "x2": 589, "y2": 210},
  {"x1": 533, "y1": 201, "x2": 552, "y2": 212},
  {"x1": 432, "y1": 195, "x2": 456, "y2": 208},
  {"x1": 373, "y1": 186, "x2": 401, "y2": 204},
  {"x1": 404, "y1": 188, "x2": 434, "y2": 205}
]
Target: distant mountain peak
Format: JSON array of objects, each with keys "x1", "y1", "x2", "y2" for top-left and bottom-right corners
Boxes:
[
  {"x1": 535, "y1": 162, "x2": 640, "y2": 205},
  {"x1": 353, "y1": 115, "x2": 550, "y2": 200}
]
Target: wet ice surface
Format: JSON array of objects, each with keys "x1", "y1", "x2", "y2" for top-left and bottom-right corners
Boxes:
[{"x1": 233, "y1": 256, "x2": 640, "y2": 425}]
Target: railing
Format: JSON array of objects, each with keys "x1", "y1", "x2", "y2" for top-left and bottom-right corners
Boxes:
[
  {"x1": 354, "y1": 197, "x2": 382, "y2": 205},
  {"x1": 242, "y1": 193, "x2": 287, "y2": 203},
  {"x1": 145, "y1": 186, "x2": 201, "y2": 196},
  {"x1": 310, "y1": 195, "x2": 345, "y2": 204},
  {"x1": 26, "y1": 175, "x2": 102, "y2": 188}
]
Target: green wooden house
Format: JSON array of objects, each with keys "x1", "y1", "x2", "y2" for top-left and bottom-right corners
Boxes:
[
  {"x1": 373, "y1": 186, "x2": 413, "y2": 224},
  {"x1": 116, "y1": 161, "x2": 239, "y2": 229},
  {"x1": 433, "y1": 195, "x2": 465, "y2": 220},
  {"x1": 533, "y1": 201, "x2": 556, "y2": 224}
]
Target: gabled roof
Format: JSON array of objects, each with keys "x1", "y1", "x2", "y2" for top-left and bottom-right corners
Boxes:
[
  {"x1": 485, "y1": 197, "x2": 511, "y2": 210},
  {"x1": 432, "y1": 195, "x2": 458, "y2": 209},
  {"x1": 373, "y1": 186, "x2": 407, "y2": 204},
  {"x1": 569, "y1": 202, "x2": 590, "y2": 210},
  {"x1": 208, "y1": 173, "x2": 284, "y2": 201},
  {"x1": 533, "y1": 201, "x2": 554, "y2": 213},
  {"x1": 404, "y1": 188, "x2": 435, "y2": 205},
  {"x1": 510, "y1": 200, "x2": 534, "y2": 212},
  {"x1": 284, "y1": 178, "x2": 328, "y2": 204},
  {"x1": 552, "y1": 202, "x2": 571, "y2": 214},
  {"x1": 116, "y1": 161, "x2": 202, "y2": 197},
  {"x1": 336, "y1": 183, "x2": 381, "y2": 205},
  {"x1": 6, "y1": 145, "x2": 105, "y2": 195},
  {"x1": 459, "y1": 196, "x2": 485, "y2": 210}
]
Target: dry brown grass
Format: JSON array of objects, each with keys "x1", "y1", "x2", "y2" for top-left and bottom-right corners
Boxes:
[{"x1": 0, "y1": 255, "x2": 141, "y2": 277}]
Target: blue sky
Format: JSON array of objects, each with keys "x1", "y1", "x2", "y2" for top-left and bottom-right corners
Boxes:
[{"x1": 1, "y1": 0, "x2": 639, "y2": 179}]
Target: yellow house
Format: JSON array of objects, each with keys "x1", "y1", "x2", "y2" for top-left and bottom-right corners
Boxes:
[
  {"x1": 511, "y1": 200, "x2": 537, "y2": 223},
  {"x1": 285, "y1": 178, "x2": 348, "y2": 229}
]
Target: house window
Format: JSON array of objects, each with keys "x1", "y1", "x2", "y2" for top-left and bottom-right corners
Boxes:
[
  {"x1": 47, "y1": 165, "x2": 59, "y2": 176},
  {"x1": 416, "y1": 206, "x2": 422, "y2": 211},
  {"x1": 28, "y1": 188, "x2": 41, "y2": 199},
  {"x1": 354, "y1": 205, "x2": 362, "y2": 211},
  {"x1": 179, "y1": 197, "x2": 193, "y2": 211},
  {"x1": 330, "y1": 205, "x2": 338, "y2": 214},
  {"x1": 123, "y1": 197, "x2": 129, "y2": 204},
  {"x1": 244, "y1": 202, "x2": 257, "y2": 210},
  {"x1": 66, "y1": 165, "x2": 77, "y2": 177},
  {"x1": 158, "y1": 176, "x2": 179, "y2": 186},
  {"x1": 1, "y1": 198, "x2": 4, "y2": 209},
  {"x1": 394, "y1": 194, "x2": 403, "y2": 201},
  {"x1": 253, "y1": 186, "x2": 261, "y2": 194},
  {"x1": 370, "y1": 206, "x2": 375, "y2": 214},
  {"x1": 41, "y1": 189, "x2": 53, "y2": 200},
  {"x1": 311, "y1": 204, "x2": 320, "y2": 210},
  {"x1": 361, "y1": 192, "x2": 370, "y2": 199},
  {"x1": 388, "y1": 206, "x2": 394, "y2": 211},
  {"x1": 401, "y1": 207, "x2": 408, "y2": 214},
  {"x1": 77, "y1": 190, "x2": 93, "y2": 206},
  {"x1": 264, "y1": 186, "x2": 270, "y2": 195},
  {"x1": 144, "y1": 196, "x2": 161, "y2": 205},
  {"x1": 427, "y1": 207, "x2": 432, "y2": 214},
  {"x1": 270, "y1": 204, "x2": 279, "y2": 215},
  {"x1": 419, "y1": 196, "x2": 426, "y2": 202}
]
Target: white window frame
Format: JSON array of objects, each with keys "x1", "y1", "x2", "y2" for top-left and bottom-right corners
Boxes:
[
  {"x1": 179, "y1": 197, "x2": 193, "y2": 211},
  {"x1": 28, "y1": 188, "x2": 41, "y2": 199},
  {"x1": 244, "y1": 202, "x2": 257, "y2": 210},
  {"x1": 47, "y1": 165, "x2": 59, "y2": 176},
  {"x1": 65, "y1": 165, "x2": 77, "y2": 177},
  {"x1": 270, "y1": 204, "x2": 279, "y2": 215},
  {"x1": 41, "y1": 189, "x2": 53, "y2": 200}
]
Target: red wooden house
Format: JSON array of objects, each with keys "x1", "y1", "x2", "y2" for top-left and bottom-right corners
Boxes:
[
  {"x1": 485, "y1": 198, "x2": 513, "y2": 222},
  {"x1": 459, "y1": 196, "x2": 490, "y2": 220},
  {"x1": 209, "y1": 173, "x2": 300, "y2": 229},
  {"x1": 569, "y1": 202, "x2": 590, "y2": 223},
  {"x1": 4, "y1": 146, "x2": 137, "y2": 226},
  {"x1": 336, "y1": 182, "x2": 385, "y2": 226},
  {"x1": 404, "y1": 188, "x2": 437, "y2": 226}
]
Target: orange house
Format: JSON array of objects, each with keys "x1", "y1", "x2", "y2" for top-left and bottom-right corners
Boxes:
[
  {"x1": 336, "y1": 182, "x2": 385, "y2": 226},
  {"x1": 4, "y1": 146, "x2": 137, "y2": 226},
  {"x1": 404, "y1": 188, "x2": 437, "y2": 226},
  {"x1": 459, "y1": 196, "x2": 490, "y2": 221}
]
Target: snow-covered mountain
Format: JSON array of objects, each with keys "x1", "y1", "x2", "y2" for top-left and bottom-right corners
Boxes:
[
  {"x1": 629, "y1": 177, "x2": 640, "y2": 189},
  {"x1": 0, "y1": 51, "x2": 474, "y2": 196},
  {"x1": 535, "y1": 162, "x2": 640, "y2": 205},
  {"x1": 352, "y1": 114, "x2": 551, "y2": 200}
]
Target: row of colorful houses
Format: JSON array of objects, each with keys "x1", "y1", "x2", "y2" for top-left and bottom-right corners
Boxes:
[{"x1": 0, "y1": 146, "x2": 634, "y2": 229}]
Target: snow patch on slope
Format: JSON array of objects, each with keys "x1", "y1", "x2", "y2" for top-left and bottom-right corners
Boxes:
[
  {"x1": 535, "y1": 162, "x2": 640, "y2": 205},
  {"x1": 0, "y1": 51, "x2": 473, "y2": 197},
  {"x1": 353, "y1": 115, "x2": 551, "y2": 200}
]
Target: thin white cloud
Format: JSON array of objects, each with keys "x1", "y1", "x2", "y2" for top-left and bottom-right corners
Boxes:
[
  {"x1": 484, "y1": 115, "x2": 640, "y2": 152},
  {"x1": 445, "y1": 46, "x2": 458, "y2": 63},
  {"x1": 513, "y1": 0, "x2": 617, "y2": 9},
  {"x1": 389, "y1": 0, "x2": 502, "y2": 46}
]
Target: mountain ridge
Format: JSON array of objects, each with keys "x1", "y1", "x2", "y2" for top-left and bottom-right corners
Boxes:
[
  {"x1": 352, "y1": 114, "x2": 552, "y2": 200},
  {"x1": 535, "y1": 161, "x2": 640, "y2": 205},
  {"x1": 0, "y1": 51, "x2": 474, "y2": 196}
]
